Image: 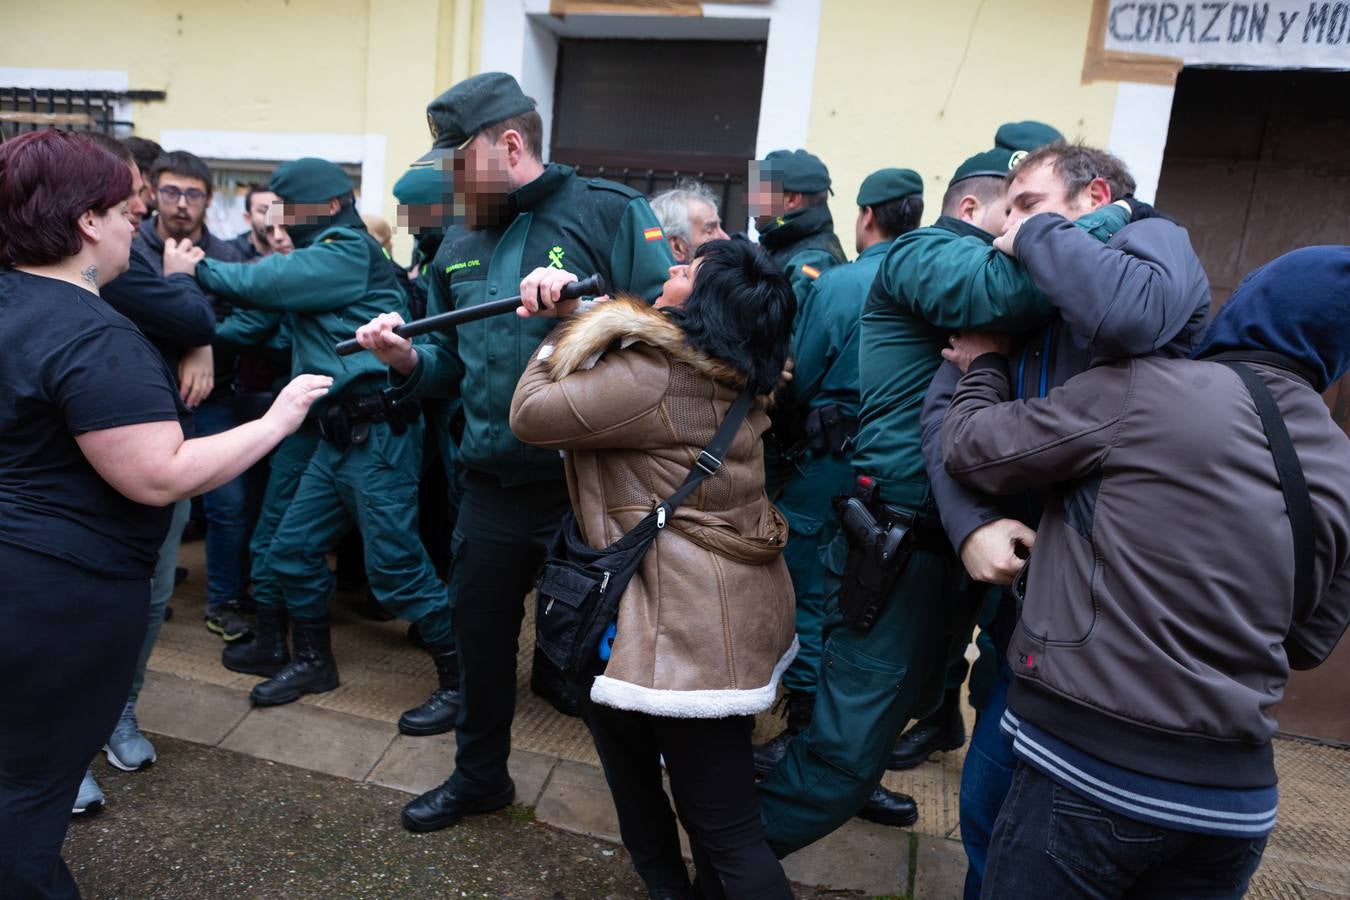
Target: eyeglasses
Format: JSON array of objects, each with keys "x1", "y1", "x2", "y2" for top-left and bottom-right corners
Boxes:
[{"x1": 158, "y1": 185, "x2": 208, "y2": 206}]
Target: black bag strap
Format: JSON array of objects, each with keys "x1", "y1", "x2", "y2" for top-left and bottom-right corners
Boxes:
[
  {"x1": 656, "y1": 387, "x2": 755, "y2": 528},
  {"x1": 1221, "y1": 362, "x2": 1316, "y2": 620}
]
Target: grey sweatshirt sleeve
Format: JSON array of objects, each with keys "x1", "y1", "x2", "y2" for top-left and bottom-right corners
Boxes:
[
  {"x1": 922, "y1": 360, "x2": 1006, "y2": 552},
  {"x1": 943, "y1": 355, "x2": 1130, "y2": 495},
  {"x1": 1014, "y1": 214, "x2": 1210, "y2": 358}
]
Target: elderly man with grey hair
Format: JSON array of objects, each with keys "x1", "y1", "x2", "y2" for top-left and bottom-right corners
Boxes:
[{"x1": 649, "y1": 180, "x2": 730, "y2": 264}]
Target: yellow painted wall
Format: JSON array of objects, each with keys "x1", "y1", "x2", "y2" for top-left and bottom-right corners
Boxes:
[
  {"x1": 807, "y1": 0, "x2": 1121, "y2": 232},
  {"x1": 4, "y1": 0, "x2": 482, "y2": 258}
]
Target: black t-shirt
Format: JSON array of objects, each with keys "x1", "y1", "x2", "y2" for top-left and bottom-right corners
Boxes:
[{"x1": 0, "y1": 269, "x2": 187, "y2": 579}]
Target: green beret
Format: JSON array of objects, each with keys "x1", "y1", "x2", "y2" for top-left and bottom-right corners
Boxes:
[
  {"x1": 994, "y1": 121, "x2": 1064, "y2": 152},
  {"x1": 758, "y1": 148, "x2": 832, "y2": 194},
  {"x1": 856, "y1": 168, "x2": 923, "y2": 207},
  {"x1": 393, "y1": 164, "x2": 453, "y2": 206},
  {"x1": 419, "y1": 72, "x2": 536, "y2": 161},
  {"x1": 268, "y1": 157, "x2": 354, "y2": 203}
]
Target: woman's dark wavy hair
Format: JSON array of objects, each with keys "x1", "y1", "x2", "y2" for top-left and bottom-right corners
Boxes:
[{"x1": 664, "y1": 238, "x2": 795, "y2": 396}]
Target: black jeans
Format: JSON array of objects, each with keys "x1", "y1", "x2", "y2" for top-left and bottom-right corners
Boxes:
[
  {"x1": 0, "y1": 542, "x2": 149, "y2": 899},
  {"x1": 982, "y1": 763, "x2": 1268, "y2": 899},
  {"x1": 446, "y1": 471, "x2": 571, "y2": 794},
  {"x1": 577, "y1": 685, "x2": 792, "y2": 900}
]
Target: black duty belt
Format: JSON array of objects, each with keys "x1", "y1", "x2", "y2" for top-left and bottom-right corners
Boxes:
[{"x1": 317, "y1": 389, "x2": 421, "y2": 450}]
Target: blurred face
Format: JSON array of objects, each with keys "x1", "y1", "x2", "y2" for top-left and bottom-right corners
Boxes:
[
  {"x1": 266, "y1": 198, "x2": 338, "y2": 228},
  {"x1": 125, "y1": 163, "x2": 149, "y2": 228},
  {"x1": 748, "y1": 167, "x2": 789, "y2": 232},
  {"x1": 453, "y1": 136, "x2": 514, "y2": 230},
  {"x1": 686, "y1": 199, "x2": 728, "y2": 254},
  {"x1": 655, "y1": 257, "x2": 702, "y2": 309},
  {"x1": 1004, "y1": 158, "x2": 1101, "y2": 233},
  {"x1": 246, "y1": 190, "x2": 279, "y2": 241},
  {"x1": 155, "y1": 172, "x2": 211, "y2": 241}
]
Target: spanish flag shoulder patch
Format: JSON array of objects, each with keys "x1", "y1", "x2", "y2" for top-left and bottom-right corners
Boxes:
[
  {"x1": 801, "y1": 264, "x2": 822, "y2": 279},
  {"x1": 643, "y1": 226, "x2": 664, "y2": 242}
]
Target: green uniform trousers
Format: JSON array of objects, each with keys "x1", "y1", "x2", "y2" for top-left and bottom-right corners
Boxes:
[
  {"x1": 265, "y1": 420, "x2": 453, "y2": 650},
  {"x1": 248, "y1": 427, "x2": 322, "y2": 611},
  {"x1": 757, "y1": 536, "x2": 951, "y2": 858},
  {"x1": 775, "y1": 452, "x2": 857, "y2": 695}
]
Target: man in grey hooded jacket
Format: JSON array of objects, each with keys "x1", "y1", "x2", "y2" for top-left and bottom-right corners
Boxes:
[{"x1": 943, "y1": 246, "x2": 1350, "y2": 897}]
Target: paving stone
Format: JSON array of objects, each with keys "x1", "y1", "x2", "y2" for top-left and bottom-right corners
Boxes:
[
  {"x1": 780, "y1": 818, "x2": 907, "y2": 896},
  {"x1": 912, "y1": 834, "x2": 967, "y2": 900},
  {"x1": 534, "y1": 759, "x2": 621, "y2": 843},
  {"x1": 366, "y1": 732, "x2": 457, "y2": 796},
  {"x1": 220, "y1": 703, "x2": 395, "y2": 782},
  {"x1": 137, "y1": 669, "x2": 252, "y2": 746}
]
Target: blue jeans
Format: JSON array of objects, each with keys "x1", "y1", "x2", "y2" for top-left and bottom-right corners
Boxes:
[
  {"x1": 960, "y1": 662, "x2": 1016, "y2": 899},
  {"x1": 982, "y1": 763, "x2": 1268, "y2": 899},
  {"x1": 194, "y1": 398, "x2": 250, "y2": 611},
  {"x1": 129, "y1": 498, "x2": 191, "y2": 702}
]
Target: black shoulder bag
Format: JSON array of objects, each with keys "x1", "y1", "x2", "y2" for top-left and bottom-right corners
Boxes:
[
  {"x1": 1221, "y1": 362, "x2": 1318, "y2": 662},
  {"x1": 535, "y1": 387, "x2": 755, "y2": 676}
]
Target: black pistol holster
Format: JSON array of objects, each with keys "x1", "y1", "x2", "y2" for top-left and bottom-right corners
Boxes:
[
  {"x1": 832, "y1": 476, "x2": 918, "y2": 632},
  {"x1": 318, "y1": 389, "x2": 422, "y2": 451}
]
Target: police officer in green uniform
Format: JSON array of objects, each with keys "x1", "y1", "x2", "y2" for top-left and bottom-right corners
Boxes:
[
  {"x1": 755, "y1": 144, "x2": 1130, "y2": 857},
  {"x1": 196, "y1": 159, "x2": 460, "y2": 737},
  {"x1": 752, "y1": 170, "x2": 926, "y2": 822},
  {"x1": 887, "y1": 121, "x2": 1066, "y2": 774},
  {"x1": 355, "y1": 72, "x2": 673, "y2": 833},
  {"x1": 752, "y1": 149, "x2": 849, "y2": 497},
  {"x1": 752, "y1": 149, "x2": 848, "y2": 302}
]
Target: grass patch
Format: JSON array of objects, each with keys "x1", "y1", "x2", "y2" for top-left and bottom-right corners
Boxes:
[{"x1": 502, "y1": 803, "x2": 536, "y2": 822}]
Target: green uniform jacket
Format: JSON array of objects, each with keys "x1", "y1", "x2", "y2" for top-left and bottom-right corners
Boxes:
[
  {"x1": 197, "y1": 218, "x2": 408, "y2": 403},
  {"x1": 791, "y1": 238, "x2": 892, "y2": 421},
  {"x1": 390, "y1": 163, "x2": 673, "y2": 486},
  {"x1": 758, "y1": 204, "x2": 847, "y2": 305},
  {"x1": 851, "y1": 207, "x2": 1128, "y2": 509}
]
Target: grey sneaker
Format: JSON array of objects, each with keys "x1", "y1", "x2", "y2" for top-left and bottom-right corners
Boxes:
[
  {"x1": 205, "y1": 603, "x2": 253, "y2": 642},
  {"x1": 72, "y1": 768, "x2": 105, "y2": 815},
  {"x1": 105, "y1": 700, "x2": 156, "y2": 771}
]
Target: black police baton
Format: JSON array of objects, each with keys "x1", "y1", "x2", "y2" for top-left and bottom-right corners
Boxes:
[{"x1": 335, "y1": 272, "x2": 606, "y2": 356}]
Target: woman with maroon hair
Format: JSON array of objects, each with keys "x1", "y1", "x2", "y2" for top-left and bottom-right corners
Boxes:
[{"x1": 0, "y1": 130, "x2": 331, "y2": 899}]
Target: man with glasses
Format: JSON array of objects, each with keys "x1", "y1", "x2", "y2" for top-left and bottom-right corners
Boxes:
[{"x1": 133, "y1": 151, "x2": 255, "y2": 649}]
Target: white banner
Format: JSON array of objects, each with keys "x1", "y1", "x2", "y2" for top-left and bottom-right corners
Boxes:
[{"x1": 1103, "y1": 1, "x2": 1350, "y2": 68}]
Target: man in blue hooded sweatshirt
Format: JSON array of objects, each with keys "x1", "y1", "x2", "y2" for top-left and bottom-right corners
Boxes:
[{"x1": 941, "y1": 245, "x2": 1350, "y2": 897}]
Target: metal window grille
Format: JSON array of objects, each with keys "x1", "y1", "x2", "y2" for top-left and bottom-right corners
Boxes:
[{"x1": 0, "y1": 88, "x2": 165, "y2": 141}]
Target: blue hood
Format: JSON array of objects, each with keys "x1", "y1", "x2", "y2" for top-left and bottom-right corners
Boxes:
[{"x1": 1194, "y1": 245, "x2": 1350, "y2": 391}]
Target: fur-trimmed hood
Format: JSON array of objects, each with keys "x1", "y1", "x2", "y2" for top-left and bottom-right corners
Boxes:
[{"x1": 540, "y1": 295, "x2": 747, "y2": 387}]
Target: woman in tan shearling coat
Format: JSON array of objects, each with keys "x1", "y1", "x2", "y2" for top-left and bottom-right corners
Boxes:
[{"x1": 510, "y1": 240, "x2": 796, "y2": 900}]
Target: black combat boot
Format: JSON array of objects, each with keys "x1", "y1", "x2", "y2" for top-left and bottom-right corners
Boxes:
[
  {"x1": 221, "y1": 604, "x2": 289, "y2": 677},
  {"x1": 398, "y1": 651, "x2": 462, "y2": 736},
  {"x1": 250, "y1": 616, "x2": 339, "y2": 706},
  {"x1": 752, "y1": 691, "x2": 815, "y2": 776},
  {"x1": 888, "y1": 688, "x2": 966, "y2": 770},
  {"x1": 856, "y1": 785, "x2": 919, "y2": 828}
]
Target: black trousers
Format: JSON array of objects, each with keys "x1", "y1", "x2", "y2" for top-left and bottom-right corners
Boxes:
[
  {"x1": 0, "y1": 542, "x2": 149, "y2": 899},
  {"x1": 983, "y1": 763, "x2": 1269, "y2": 899},
  {"x1": 447, "y1": 470, "x2": 571, "y2": 794},
  {"x1": 577, "y1": 684, "x2": 792, "y2": 900}
]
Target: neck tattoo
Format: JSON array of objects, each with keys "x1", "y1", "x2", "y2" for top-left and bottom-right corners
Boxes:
[{"x1": 80, "y1": 265, "x2": 99, "y2": 289}]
